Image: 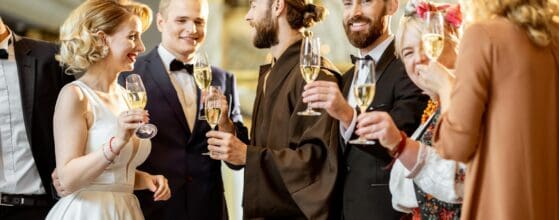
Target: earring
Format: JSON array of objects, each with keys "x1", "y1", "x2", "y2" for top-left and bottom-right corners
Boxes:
[{"x1": 101, "y1": 45, "x2": 109, "y2": 56}]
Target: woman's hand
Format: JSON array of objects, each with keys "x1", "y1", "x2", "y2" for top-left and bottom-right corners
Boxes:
[
  {"x1": 135, "y1": 171, "x2": 171, "y2": 201},
  {"x1": 113, "y1": 109, "x2": 148, "y2": 152},
  {"x1": 355, "y1": 111, "x2": 403, "y2": 151},
  {"x1": 417, "y1": 62, "x2": 456, "y2": 112}
]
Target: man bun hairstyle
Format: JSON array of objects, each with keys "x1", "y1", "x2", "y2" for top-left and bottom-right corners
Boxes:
[{"x1": 284, "y1": 0, "x2": 327, "y2": 29}]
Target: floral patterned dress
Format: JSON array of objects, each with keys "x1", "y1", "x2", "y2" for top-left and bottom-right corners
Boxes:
[{"x1": 412, "y1": 109, "x2": 464, "y2": 220}]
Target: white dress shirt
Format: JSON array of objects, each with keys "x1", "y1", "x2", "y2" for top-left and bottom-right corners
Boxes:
[
  {"x1": 340, "y1": 35, "x2": 395, "y2": 142},
  {"x1": 158, "y1": 45, "x2": 198, "y2": 131},
  {"x1": 0, "y1": 31, "x2": 46, "y2": 195}
]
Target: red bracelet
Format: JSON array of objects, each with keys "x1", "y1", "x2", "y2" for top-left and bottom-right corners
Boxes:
[
  {"x1": 384, "y1": 131, "x2": 408, "y2": 170},
  {"x1": 108, "y1": 136, "x2": 119, "y2": 156}
]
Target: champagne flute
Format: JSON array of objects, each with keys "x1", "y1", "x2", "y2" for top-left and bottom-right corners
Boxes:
[
  {"x1": 193, "y1": 50, "x2": 212, "y2": 120},
  {"x1": 297, "y1": 36, "x2": 321, "y2": 116},
  {"x1": 348, "y1": 59, "x2": 376, "y2": 145},
  {"x1": 124, "y1": 74, "x2": 158, "y2": 139},
  {"x1": 202, "y1": 86, "x2": 222, "y2": 156},
  {"x1": 422, "y1": 11, "x2": 445, "y2": 61}
]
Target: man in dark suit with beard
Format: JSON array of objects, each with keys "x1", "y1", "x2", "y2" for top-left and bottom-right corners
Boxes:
[
  {"x1": 0, "y1": 17, "x2": 74, "y2": 219},
  {"x1": 302, "y1": 0, "x2": 428, "y2": 219},
  {"x1": 119, "y1": 0, "x2": 248, "y2": 219}
]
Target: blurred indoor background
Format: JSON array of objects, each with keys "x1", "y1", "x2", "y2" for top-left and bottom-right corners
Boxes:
[{"x1": 0, "y1": 0, "x2": 454, "y2": 219}]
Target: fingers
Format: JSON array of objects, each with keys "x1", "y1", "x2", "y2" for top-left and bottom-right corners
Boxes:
[
  {"x1": 208, "y1": 145, "x2": 231, "y2": 161},
  {"x1": 206, "y1": 130, "x2": 230, "y2": 139},
  {"x1": 153, "y1": 176, "x2": 171, "y2": 201},
  {"x1": 303, "y1": 80, "x2": 338, "y2": 90},
  {"x1": 356, "y1": 111, "x2": 386, "y2": 128},
  {"x1": 208, "y1": 144, "x2": 228, "y2": 154}
]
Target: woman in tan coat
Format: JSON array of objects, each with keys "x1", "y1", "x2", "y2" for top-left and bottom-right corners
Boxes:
[{"x1": 419, "y1": 0, "x2": 559, "y2": 219}]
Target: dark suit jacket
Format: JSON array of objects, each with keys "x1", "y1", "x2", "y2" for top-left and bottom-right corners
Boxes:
[
  {"x1": 340, "y1": 41, "x2": 428, "y2": 220},
  {"x1": 12, "y1": 36, "x2": 74, "y2": 202},
  {"x1": 120, "y1": 47, "x2": 249, "y2": 220}
]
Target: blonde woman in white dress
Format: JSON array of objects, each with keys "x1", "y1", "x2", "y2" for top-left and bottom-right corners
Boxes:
[{"x1": 47, "y1": 1, "x2": 170, "y2": 219}]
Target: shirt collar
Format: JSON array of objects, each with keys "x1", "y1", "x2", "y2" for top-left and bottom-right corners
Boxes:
[
  {"x1": 359, "y1": 35, "x2": 394, "y2": 63},
  {"x1": 157, "y1": 44, "x2": 177, "y2": 73}
]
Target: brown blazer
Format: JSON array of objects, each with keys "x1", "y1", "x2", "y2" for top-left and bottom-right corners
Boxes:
[
  {"x1": 243, "y1": 40, "x2": 341, "y2": 220},
  {"x1": 433, "y1": 17, "x2": 559, "y2": 220}
]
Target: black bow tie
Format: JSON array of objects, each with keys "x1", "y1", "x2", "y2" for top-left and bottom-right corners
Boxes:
[
  {"x1": 350, "y1": 54, "x2": 374, "y2": 64},
  {"x1": 170, "y1": 59, "x2": 193, "y2": 73},
  {"x1": 0, "y1": 49, "x2": 8, "y2": 59}
]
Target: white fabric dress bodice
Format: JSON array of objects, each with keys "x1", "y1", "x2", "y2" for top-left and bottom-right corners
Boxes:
[{"x1": 47, "y1": 80, "x2": 151, "y2": 220}]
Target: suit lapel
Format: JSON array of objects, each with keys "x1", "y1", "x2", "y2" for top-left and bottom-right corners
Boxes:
[
  {"x1": 374, "y1": 41, "x2": 396, "y2": 82},
  {"x1": 143, "y1": 49, "x2": 190, "y2": 134},
  {"x1": 342, "y1": 67, "x2": 355, "y2": 97},
  {"x1": 14, "y1": 36, "x2": 36, "y2": 141}
]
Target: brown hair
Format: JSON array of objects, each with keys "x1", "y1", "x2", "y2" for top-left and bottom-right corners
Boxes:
[
  {"x1": 58, "y1": 0, "x2": 152, "y2": 74},
  {"x1": 283, "y1": 0, "x2": 327, "y2": 29}
]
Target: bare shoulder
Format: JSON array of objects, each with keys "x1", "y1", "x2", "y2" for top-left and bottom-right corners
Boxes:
[{"x1": 56, "y1": 83, "x2": 90, "y2": 114}]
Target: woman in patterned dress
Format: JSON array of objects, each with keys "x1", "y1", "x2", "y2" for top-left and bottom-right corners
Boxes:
[{"x1": 352, "y1": 1, "x2": 465, "y2": 219}]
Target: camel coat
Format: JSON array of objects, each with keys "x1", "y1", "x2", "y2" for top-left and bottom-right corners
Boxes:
[{"x1": 433, "y1": 17, "x2": 559, "y2": 220}]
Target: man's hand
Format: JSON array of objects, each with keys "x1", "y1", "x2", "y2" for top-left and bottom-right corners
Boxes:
[
  {"x1": 355, "y1": 111, "x2": 402, "y2": 151},
  {"x1": 302, "y1": 81, "x2": 354, "y2": 127},
  {"x1": 206, "y1": 130, "x2": 247, "y2": 165}
]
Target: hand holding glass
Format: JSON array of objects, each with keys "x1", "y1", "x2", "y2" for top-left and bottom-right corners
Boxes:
[
  {"x1": 202, "y1": 86, "x2": 222, "y2": 156},
  {"x1": 297, "y1": 36, "x2": 321, "y2": 116},
  {"x1": 349, "y1": 59, "x2": 376, "y2": 145},
  {"x1": 124, "y1": 74, "x2": 158, "y2": 139}
]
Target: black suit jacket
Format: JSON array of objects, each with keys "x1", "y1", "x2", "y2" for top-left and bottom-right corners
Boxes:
[
  {"x1": 340, "y1": 41, "x2": 428, "y2": 220},
  {"x1": 12, "y1": 36, "x2": 74, "y2": 201},
  {"x1": 120, "y1": 47, "x2": 249, "y2": 220}
]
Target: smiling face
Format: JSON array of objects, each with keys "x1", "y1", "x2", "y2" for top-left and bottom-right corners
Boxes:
[
  {"x1": 157, "y1": 0, "x2": 208, "y2": 62},
  {"x1": 342, "y1": 0, "x2": 389, "y2": 49},
  {"x1": 399, "y1": 19, "x2": 457, "y2": 85},
  {"x1": 245, "y1": 0, "x2": 279, "y2": 49},
  {"x1": 104, "y1": 16, "x2": 145, "y2": 72}
]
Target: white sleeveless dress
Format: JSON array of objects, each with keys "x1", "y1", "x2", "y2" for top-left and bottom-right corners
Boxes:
[{"x1": 46, "y1": 81, "x2": 151, "y2": 220}]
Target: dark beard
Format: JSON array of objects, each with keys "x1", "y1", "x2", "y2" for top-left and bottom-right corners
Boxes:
[
  {"x1": 343, "y1": 11, "x2": 386, "y2": 49},
  {"x1": 252, "y1": 13, "x2": 279, "y2": 49}
]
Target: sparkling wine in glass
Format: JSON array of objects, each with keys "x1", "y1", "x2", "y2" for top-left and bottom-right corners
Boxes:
[
  {"x1": 202, "y1": 86, "x2": 222, "y2": 156},
  {"x1": 297, "y1": 36, "x2": 321, "y2": 116},
  {"x1": 193, "y1": 50, "x2": 212, "y2": 120},
  {"x1": 349, "y1": 59, "x2": 376, "y2": 145},
  {"x1": 125, "y1": 74, "x2": 158, "y2": 139},
  {"x1": 422, "y1": 11, "x2": 445, "y2": 61}
]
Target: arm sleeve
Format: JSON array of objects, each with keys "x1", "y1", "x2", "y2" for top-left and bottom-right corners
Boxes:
[{"x1": 433, "y1": 23, "x2": 493, "y2": 162}]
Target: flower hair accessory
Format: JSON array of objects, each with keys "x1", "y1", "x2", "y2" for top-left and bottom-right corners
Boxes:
[{"x1": 404, "y1": 0, "x2": 463, "y2": 28}]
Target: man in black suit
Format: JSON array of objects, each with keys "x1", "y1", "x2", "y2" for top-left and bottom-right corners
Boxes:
[
  {"x1": 119, "y1": 0, "x2": 248, "y2": 219},
  {"x1": 0, "y1": 18, "x2": 74, "y2": 219},
  {"x1": 302, "y1": 0, "x2": 428, "y2": 219}
]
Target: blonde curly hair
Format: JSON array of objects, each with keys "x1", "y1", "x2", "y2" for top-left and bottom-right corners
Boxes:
[
  {"x1": 57, "y1": 0, "x2": 152, "y2": 75},
  {"x1": 395, "y1": 1, "x2": 462, "y2": 59},
  {"x1": 464, "y1": 0, "x2": 559, "y2": 47}
]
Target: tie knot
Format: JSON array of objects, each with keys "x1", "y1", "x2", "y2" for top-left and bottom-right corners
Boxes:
[
  {"x1": 0, "y1": 49, "x2": 8, "y2": 60},
  {"x1": 170, "y1": 59, "x2": 193, "y2": 73},
  {"x1": 350, "y1": 54, "x2": 373, "y2": 64}
]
